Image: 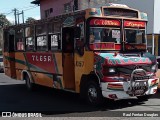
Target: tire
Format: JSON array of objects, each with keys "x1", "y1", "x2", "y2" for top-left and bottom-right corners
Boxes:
[
  {"x1": 137, "y1": 95, "x2": 152, "y2": 102},
  {"x1": 25, "y1": 75, "x2": 34, "y2": 91},
  {"x1": 85, "y1": 81, "x2": 104, "y2": 106}
]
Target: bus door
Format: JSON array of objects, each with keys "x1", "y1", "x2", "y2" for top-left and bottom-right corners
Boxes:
[
  {"x1": 62, "y1": 27, "x2": 75, "y2": 90},
  {"x1": 4, "y1": 31, "x2": 16, "y2": 78}
]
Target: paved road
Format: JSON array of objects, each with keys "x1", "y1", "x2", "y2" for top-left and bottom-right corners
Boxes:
[{"x1": 0, "y1": 73, "x2": 160, "y2": 119}]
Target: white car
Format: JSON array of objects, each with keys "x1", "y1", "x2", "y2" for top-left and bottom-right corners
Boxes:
[{"x1": 0, "y1": 56, "x2": 4, "y2": 72}]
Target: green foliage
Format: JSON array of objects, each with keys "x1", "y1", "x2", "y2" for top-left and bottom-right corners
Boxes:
[
  {"x1": 25, "y1": 17, "x2": 36, "y2": 23},
  {"x1": 0, "y1": 14, "x2": 11, "y2": 28}
]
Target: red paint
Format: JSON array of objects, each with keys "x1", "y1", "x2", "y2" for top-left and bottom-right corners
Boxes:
[
  {"x1": 90, "y1": 43, "x2": 115, "y2": 50},
  {"x1": 26, "y1": 53, "x2": 56, "y2": 73},
  {"x1": 102, "y1": 77, "x2": 119, "y2": 82}
]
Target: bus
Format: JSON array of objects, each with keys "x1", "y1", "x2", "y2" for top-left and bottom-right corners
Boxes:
[{"x1": 3, "y1": 3, "x2": 159, "y2": 105}]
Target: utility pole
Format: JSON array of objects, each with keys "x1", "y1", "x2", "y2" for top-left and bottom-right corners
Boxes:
[
  {"x1": 17, "y1": 10, "x2": 24, "y2": 24},
  {"x1": 22, "y1": 11, "x2": 24, "y2": 24},
  {"x1": 13, "y1": 8, "x2": 17, "y2": 25},
  {"x1": 13, "y1": 8, "x2": 25, "y2": 25}
]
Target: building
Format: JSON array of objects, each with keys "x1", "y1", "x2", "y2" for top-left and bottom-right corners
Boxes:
[
  {"x1": 31, "y1": 0, "x2": 120, "y2": 19},
  {"x1": 31, "y1": 0, "x2": 160, "y2": 56}
]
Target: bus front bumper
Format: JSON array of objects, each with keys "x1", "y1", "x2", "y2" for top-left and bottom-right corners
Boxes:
[{"x1": 101, "y1": 78, "x2": 159, "y2": 100}]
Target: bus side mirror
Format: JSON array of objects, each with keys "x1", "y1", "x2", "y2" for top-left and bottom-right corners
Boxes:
[{"x1": 74, "y1": 27, "x2": 81, "y2": 38}]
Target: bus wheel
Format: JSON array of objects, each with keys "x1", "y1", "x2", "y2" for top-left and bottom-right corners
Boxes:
[
  {"x1": 85, "y1": 81, "x2": 103, "y2": 106},
  {"x1": 25, "y1": 75, "x2": 34, "y2": 91}
]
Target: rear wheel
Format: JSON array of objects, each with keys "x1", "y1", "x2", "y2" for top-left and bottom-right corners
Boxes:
[
  {"x1": 85, "y1": 81, "x2": 103, "y2": 106},
  {"x1": 25, "y1": 75, "x2": 34, "y2": 91}
]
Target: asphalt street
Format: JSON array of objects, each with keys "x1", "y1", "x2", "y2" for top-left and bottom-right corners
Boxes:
[{"x1": 0, "y1": 73, "x2": 160, "y2": 119}]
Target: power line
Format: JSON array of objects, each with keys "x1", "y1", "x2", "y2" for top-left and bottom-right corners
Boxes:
[
  {"x1": 3, "y1": 11, "x2": 14, "y2": 16},
  {"x1": 23, "y1": 5, "x2": 39, "y2": 11}
]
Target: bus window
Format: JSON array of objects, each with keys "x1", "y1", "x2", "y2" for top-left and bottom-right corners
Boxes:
[
  {"x1": 125, "y1": 29, "x2": 145, "y2": 44},
  {"x1": 48, "y1": 23, "x2": 61, "y2": 51},
  {"x1": 36, "y1": 24, "x2": 47, "y2": 51},
  {"x1": 49, "y1": 34, "x2": 59, "y2": 50},
  {"x1": 90, "y1": 28, "x2": 102, "y2": 43},
  {"x1": 48, "y1": 23, "x2": 54, "y2": 34},
  {"x1": 3, "y1": 31, "x2": 9, "y2": 52},
  {"x1": 54, "y1": 22, "x2": 61, "y2": 33},
  {"x1": 25, "y1": 27, "x2": 35, "y2": 51},
  {"x1": 15, "y1": 28, "x2": 25, "y2": 51},
  {"x1": 89, "y1": 28, "x2": 120, "y2": 43},
  {"x1": 103, "y1": 29, "x2": 120, "y2": 43}
]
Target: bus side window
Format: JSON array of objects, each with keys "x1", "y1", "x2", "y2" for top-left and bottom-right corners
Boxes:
[
  {"x1": 3, "y1": 31, "x2": 9, "y2": 52},
  {"x1": 3, "y1": 30, "x2": 14, "y2": 52},
  {"x1": 48, "y1": 22, "x2": 61, "y2": 51},
  {"x1": 25, "y1": 26, "x2": 35, "y2": 51},
  {"x1": 49, "y1": 34, "x2": 60, "y2": 50},
  {"x1": 36, "y1": 24, "x2": 47, "y2": 51},
  {"x1": 15, "y1": 28, "x2": 25, "y2": 51}
]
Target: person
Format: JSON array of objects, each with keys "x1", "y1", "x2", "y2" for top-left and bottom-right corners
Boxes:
[
  {"x1": 103, "y1": 29, "x2": 114, "y2": 42},
  {"x1": 90, "y1": 32, "x2": 95, "y2": 43}
]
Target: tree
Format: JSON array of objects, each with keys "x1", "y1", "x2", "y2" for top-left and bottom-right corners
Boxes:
[
  {"x1": 0, "y1": 14, "x2": 11, "y2": 50},
  {"x1": 0, "y1": 14, "x2": 11, "y2": 28},
  {"x1": 25, "y1": 17, "x2": 36, "y2": 24}
]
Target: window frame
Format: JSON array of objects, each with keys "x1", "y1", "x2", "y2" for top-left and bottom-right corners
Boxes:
[
  {"x1": 14, "y1": 27, "x2": 25, "y2": 52},
  {"x1": 25, "y1": 26, "x2": 35, "y2": 51},
  {"x1": 124, "y1": 28, "x2": 146, "y2": 44},
  {"x1": 35, "y1": 24, "x2": 48, "y2": 51}
]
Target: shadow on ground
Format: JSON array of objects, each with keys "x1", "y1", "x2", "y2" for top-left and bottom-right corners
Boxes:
[{"x1": 0, "y1": 83, "x2": 155, "y2": 116}]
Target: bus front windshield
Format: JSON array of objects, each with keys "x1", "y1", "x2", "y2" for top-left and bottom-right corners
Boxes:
[
  {"x1": 125, "y1": 29, "x2": 146, "y2": 44},
  {"x1": 90, "y1": 27, "x2": 121, "y2": 44}
]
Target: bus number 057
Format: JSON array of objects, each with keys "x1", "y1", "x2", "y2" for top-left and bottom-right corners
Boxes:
[{"x1": 76, "y1": 61, "x2": 84, "y2": 67}]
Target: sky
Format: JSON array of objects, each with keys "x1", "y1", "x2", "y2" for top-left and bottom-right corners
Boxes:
[{"x1": 0, "y1": 0, "x2": 40, "y2": 24}]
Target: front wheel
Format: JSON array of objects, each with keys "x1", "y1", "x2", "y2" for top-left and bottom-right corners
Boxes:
[{"x1": 85, "y1": 81, "x2": 103, "y2": 106}]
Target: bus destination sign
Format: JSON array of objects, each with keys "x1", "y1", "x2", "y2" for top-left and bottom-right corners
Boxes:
[
  {"x1": 103, "y1": 8, "x2": 138, "y2": 18},
  {"x1": 90, "y1": 19, "x2": 120, "y2": 26},
  {"x1": 124, "y1": 21, "x2": 146, "y2": 28}
]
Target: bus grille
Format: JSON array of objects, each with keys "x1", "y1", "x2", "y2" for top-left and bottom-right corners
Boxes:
[{"x1": 117, "y1": 65, "x2": 151, "y2": 75}]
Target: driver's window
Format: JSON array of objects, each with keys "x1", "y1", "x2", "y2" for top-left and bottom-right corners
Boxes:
[
  {"x1": 126, "y1": 30, "x2": 136, "y2": 43},
  {"x1": 136, "y1": 31, "x2": 145, "y2": 44},
  {"x1": 125, "y1": 30, "x2": 145, "y2": 44}
]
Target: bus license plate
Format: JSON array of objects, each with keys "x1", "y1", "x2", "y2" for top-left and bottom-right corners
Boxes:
[{"x1": 135, "y1": 89, "x2": 145, "y2": 95}]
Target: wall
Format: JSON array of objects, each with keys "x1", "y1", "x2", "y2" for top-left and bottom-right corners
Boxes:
[
  {"x1": 154, "y1": 0, "x2": 160, "y2": 34},
  {"x1": 40, "y1": 0, "x2": 73, "y2": 19}
]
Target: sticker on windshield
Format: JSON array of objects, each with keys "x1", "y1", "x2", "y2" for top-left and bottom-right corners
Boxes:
[{"x1": 112, "y1": 30, "x2": 120, "y2": 39}]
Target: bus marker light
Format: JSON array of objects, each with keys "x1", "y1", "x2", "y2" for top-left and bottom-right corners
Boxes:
[{"x1": 108, "y1": 94, "x2": 118, "y2": 99}]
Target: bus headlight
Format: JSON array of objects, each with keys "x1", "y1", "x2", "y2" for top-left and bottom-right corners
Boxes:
[
  {"x1": 109, "y1": 68, "x2": 116, "y2": 73},
  {"x1": 151, "y1": 64, "x2": 158, "y2": 72}
]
